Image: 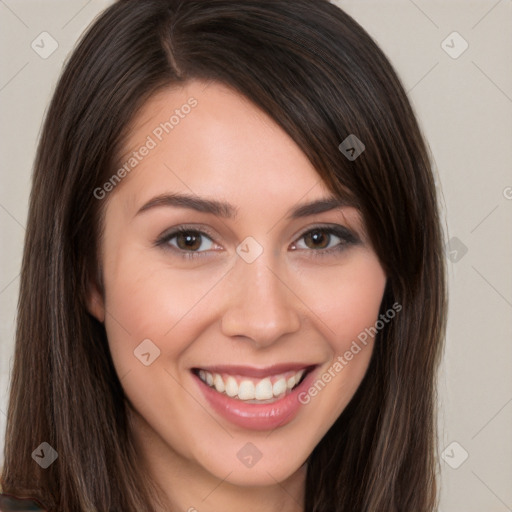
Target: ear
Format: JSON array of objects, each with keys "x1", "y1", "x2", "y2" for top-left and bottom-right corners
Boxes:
[{"x1": 85, "y1": 270, "x2": 106, "y2": 323}]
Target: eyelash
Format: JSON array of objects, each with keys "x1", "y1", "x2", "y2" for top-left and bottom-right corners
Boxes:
[{"x1": 155, "y1": 225, "x2": 360, "y2": 260}]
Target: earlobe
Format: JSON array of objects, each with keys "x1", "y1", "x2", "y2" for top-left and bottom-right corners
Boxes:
[{"x1": 85, "y1": 275, "x2": 106, "y2": 323}]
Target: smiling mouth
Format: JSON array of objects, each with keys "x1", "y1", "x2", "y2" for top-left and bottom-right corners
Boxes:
[{"x1": 191, "y1": 365, "x2": 314, "y2": 404}]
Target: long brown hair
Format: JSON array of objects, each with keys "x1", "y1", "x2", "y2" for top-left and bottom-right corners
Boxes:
[{"x1": 1, "y1": 1, "x2": 446, "y2": 510}]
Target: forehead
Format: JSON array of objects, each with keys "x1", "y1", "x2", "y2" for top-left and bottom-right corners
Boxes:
[{"x1": 113, "y1": 79, "x2": 337, "y2": 213}]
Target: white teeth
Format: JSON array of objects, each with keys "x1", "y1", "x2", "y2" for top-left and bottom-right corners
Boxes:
[
  {"x1": 225, "y1": 376, "x2": 238, "y2": 398},
  {"x1": 272, "y1": 378, "x2": 287, "y2": 397},
  {"x1": 213, "y1": 373, "x2": 225, "y2": 393},
  {"x1": 255, "y1": 378, "x2": 273, "y2": 400},
  {"x1": 238, "y1": 380, "x2": 255, "y2": 400},
  {"x1": 197, "y1": 368, "x2": 307, "y2": 402}
]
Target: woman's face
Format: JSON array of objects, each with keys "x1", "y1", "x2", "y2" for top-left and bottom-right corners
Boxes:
[{"x1": 88, "y1": 80, "x2": 386, "y2": 493}]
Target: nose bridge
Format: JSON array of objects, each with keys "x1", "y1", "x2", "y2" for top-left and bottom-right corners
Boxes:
[{"x1": 220, "y1": 246, "x2": 301, "y2": 345}]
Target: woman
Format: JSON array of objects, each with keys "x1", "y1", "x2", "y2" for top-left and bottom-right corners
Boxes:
[{"x1": 0, "y1": 0, "x2": 446, "y2": 510}]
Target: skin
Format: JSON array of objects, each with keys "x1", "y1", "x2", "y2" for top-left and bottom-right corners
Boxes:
[{"x1": 87, "y1": 80, "x2": 387, "y2": 512}]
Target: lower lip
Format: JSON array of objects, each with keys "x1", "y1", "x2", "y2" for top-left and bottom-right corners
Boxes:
[{"x1": 193, "y1": 367, "x2": 318, "y2": 431}]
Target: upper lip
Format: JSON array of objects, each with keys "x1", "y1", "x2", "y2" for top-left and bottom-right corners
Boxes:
[{"x1": 192, "y1": 363, "x2": 317, "y2": 378}]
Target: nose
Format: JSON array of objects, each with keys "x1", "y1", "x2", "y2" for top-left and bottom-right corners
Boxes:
[{"x1": 220, "y1": 252, "x2": 302, "y2": 347}]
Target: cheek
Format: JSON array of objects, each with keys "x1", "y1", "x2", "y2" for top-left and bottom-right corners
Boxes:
[
  {"x1": 292, "y1": 253, "x2": 387, "y2": 435},
  {"x1": 294, "y1": 250, "x2": 387, "y2": 351},
  {"x1": 100, "y1": 243, "x2": 227, "y2": 369}
]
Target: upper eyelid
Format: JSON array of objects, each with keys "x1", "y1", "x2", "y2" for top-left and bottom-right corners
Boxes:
[{"x1": 160, "y1": 225, "x2": 217, "y2": 244}]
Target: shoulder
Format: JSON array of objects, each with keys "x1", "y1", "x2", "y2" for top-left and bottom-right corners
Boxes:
[{"x1": 0, "y1": 492, "x2": 47, "y2": 511}]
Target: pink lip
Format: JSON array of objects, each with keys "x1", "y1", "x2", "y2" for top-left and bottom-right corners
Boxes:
[
  {"x1": 193, "y1": 362, "x2": 313, "y2": 378},
  {"x1": 192, "y1": 365, "x2": 319, "y2": 431}
]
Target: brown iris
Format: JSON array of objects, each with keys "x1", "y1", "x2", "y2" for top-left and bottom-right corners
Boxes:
[
  {"x1": 303, "y1": 229, "x2": 331, "y2": 249},
  {"x1": 176, "y1": 231, "x2": 202, "y2": 251}
]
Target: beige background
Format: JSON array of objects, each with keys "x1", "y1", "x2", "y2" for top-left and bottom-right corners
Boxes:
[{"x1": 1, "y1": 1, "x2": 511, "y2": 510}]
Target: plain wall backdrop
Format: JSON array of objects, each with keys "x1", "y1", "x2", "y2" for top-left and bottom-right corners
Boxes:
[{"x1": 0, "y1": 1, "x2": 511, "y2": 510}]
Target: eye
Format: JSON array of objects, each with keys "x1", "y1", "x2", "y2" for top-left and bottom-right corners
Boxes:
[
  {"x1": 291, "y1": 226, "x2": 359, "y2": 254},
  {"x1": 155, "y1": 224, "x2": 360, "y2": 260},
  {"x1": 156, "y1": 227, "x2": 217, "y2": 255}
]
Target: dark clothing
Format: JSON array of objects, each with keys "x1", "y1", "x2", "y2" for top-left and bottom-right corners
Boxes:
[{"x1": 0, "y1": 493, "x2": 46, "y2": 511}]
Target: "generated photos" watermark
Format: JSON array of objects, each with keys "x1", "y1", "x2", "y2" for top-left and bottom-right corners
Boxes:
[
  {"x1": 298, "y1": 301, "x2": 402, "y2": 404},
  {"x1": 93, "y1": 97, "x2": 198, "y2": 200}
]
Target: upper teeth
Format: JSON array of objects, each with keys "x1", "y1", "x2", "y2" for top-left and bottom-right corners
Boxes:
[{"x1": 197, "y1": 369, "x2": 306, "y2": 401}]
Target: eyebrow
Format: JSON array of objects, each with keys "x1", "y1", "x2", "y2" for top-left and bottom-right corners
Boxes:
[
  {"x1": 135, "y1": 192, "x2": 351, "y2": 219},
  {"x1": 136, "y1": 193, "x2": 236, "y2": 218}
]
